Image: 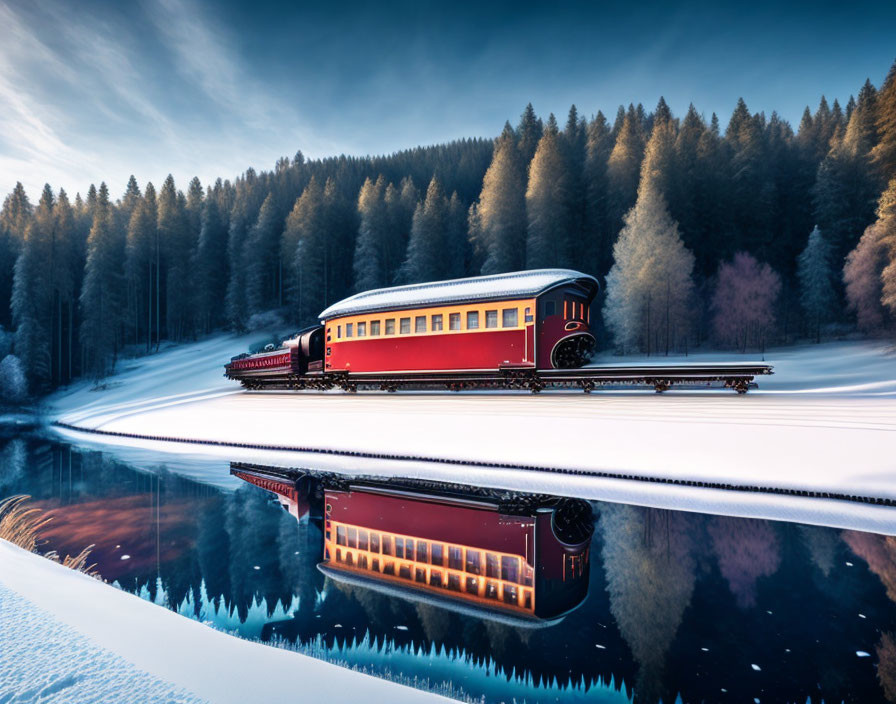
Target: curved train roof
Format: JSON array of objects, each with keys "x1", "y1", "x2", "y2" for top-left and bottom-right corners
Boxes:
[{"x1": 318, "y1": 269, "x2": 599, "y2": 320}]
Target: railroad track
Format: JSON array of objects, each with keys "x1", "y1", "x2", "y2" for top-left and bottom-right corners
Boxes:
[
  {"x1": 237, "y1": 363, "x2": 774, "y2": 394},
  {"x1": 52, "y1": 418, "x2": 896, "y2": 508}
]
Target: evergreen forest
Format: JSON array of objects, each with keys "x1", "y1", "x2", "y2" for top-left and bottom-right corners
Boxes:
[{"x1": 3, "y1": 59, "x2": 896, "y2": 395}]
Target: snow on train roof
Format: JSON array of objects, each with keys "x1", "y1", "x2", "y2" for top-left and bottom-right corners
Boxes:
[{"x1": 319, "y1": 269, "x2": 599, "y2": 320}]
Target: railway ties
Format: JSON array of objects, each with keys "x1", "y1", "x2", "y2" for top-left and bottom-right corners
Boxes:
[{"x1": 239, "y1": 363, "x2": 773, "y2": 394}]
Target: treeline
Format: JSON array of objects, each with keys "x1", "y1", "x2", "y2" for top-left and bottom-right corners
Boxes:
[{"x1": 2, "y1": 60, "x2": 896, "y2": 392}]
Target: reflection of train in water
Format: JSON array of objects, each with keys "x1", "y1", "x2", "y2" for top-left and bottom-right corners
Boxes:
[{"x1": 231, "y1": 463, "x2": 594, "y2": 624}]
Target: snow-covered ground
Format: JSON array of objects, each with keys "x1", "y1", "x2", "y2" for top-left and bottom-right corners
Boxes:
[
  {"x1": 0, "y1": 539, "x2": 448, "y2": 703},
  {"x1": 47, "y1": 336, "x2": 896, "y2": 534}
]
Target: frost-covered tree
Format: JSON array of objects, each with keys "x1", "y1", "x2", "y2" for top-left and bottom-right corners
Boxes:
[
  {"x1": 872, "y1": 59, "x2": 896, "y2": 181},
  {"x1": 125, "y1": 186, "x2": 157, "y2": 351},
  {"x1": 603, "y1": 180, "x2": 696, "y2": 355},
  {"x1": 472, "y1": 124, "x2": 527, "y2": 274},
  {"x1": 797, "y1": 226, "x2": 837, "y2": 341},
  {"x1": 876, "y1": 179, "x2": 896, "y2": 317},
  {"x1": 712, "y1": 253, "x2": 781, "y2": 351},
  {"x1": 0, "y1": 183, "x2": 32, "y2": 330},
  {"x1": 844, "y1": 220, "x2": 890, "y2": 333},
  {"x1": 0, "y1": 354, "x2": 27, "y2": 404},
  {"x1": 158, "y1": 176, "x2": 195, "y2": 340},
  {"x1": 525, "y1": 115, "x2": 573, "y2": 268},
  {"x1": 79, "y1": 183, "x2": 124, "y2": 377}
]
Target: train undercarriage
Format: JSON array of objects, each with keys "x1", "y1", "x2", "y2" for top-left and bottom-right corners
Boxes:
[{"x1": 236, "y1": 363, "x2": 773, "y2": 394}]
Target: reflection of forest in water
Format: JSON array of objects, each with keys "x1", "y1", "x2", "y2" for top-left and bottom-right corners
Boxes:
[{"x1": 2, "y1": 434, "x2": 896, "y2": 704}]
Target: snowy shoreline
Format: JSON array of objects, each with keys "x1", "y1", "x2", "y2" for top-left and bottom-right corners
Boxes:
[
  {"x1": 0, "y1": 539, "x2": 448, "y2": 703},
  {"x1": 44, "y1": 335, "x2": 896, "y2": 535}
]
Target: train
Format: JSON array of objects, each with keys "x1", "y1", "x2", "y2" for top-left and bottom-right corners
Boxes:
[
  {"x1": 231, "y1": 463, "x2": 594, "y2": 625},
  {"x1": 224, "y1": 268, "x2": 773, "y2": 393}
]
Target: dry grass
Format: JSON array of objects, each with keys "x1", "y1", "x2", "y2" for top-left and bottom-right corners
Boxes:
[{"x1": 0, "y1": 494, "x2": 99, "y2": 578}]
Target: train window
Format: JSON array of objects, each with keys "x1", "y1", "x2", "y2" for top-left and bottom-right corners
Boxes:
[
  {"x1": 383, "y1": 561, "x2": 395, "y2": 576},
  {"x1": 485, "y1": 581, "x2": 498, "y2": 599},
  {"x1": 524, "y1": 590, "x2": 532, "y2": 610},
  {"x1": 544, "y1": 301, "x2": 556, "y2": 316},
  {"x1": 430, "y1": 570, "x2": 443, "y2": 587},
  {"x1": 394, "y1": 537, "x2": 405, "y2": 559},
  {"x1": 399, "y1": 565, "x2": 412, "y2": 580},
  {"x1": 465, "y1": 576, "x2": 479, "y2": 595},
  {"x1": 336, "y1": 526, "x2": 347, "y2": 547},
  {"x1": 415, "y1": 316, "x2": 426, "y2": 333},
  {"x1": 485, "y1": 310, "x2": 498, "y2": 328},
  {"x1": 449, "y1": 313, "x2": 461, "y2": 330},
  {"x1": 348, "y1": 527, "x2": 358, "y2": 549},
  {"x1": 370, "y1": 320, "x2": 381, "y2": 336},
  {"x1": 486, "y1": 553, "x2": 500, "y2": 578},
  {"x1": 448, "y1": 546, "x2": 463, "y2": 571},
  {"x1": 466, "y1": 311, "x2": 479, "y2": 329},
  {"x1": 501, "y1": 556, "x2": 520, "y2": 584},
  {"x1": 503, "y1": 584, "x2": 518, "y2": 605},
  {"x1": 400, "y1": 317, "x2": 411, "y2": 334},
  {"x1": 502, "y1": 308, "x2": 518, "y2": 327},
  {"x1": 381, "y1": 535, "x2": 392, "y2": 556},
  {"x1": 335, "y1": 548, "x2": 342, "y2": 563},
  {"x1": 346, "y1": 323, "x2": 353, "y2": 338},
  {"x1": 465, "y1": 550, "x2": 481, "y2": 575},
  {"x1": 430, "y1": 543, "x2": 444, "y2": 566},
  {"x1": 357, "y1": 322, "x2": 366, "y2": 337},
  {"x1": 523, "y1": 566, "x2": 534, "y2": 587},
  {"x1": 345, "y1": 552, "x2": 354, "y2": 566},
  {"x1": 447, "y1": 574, "x2": 462, "y2": 592},
  {"x1": 359, "y1": 554, "x2": 368, "y2": 570},
  {"x1": 372, "y1": 558, "x2": 379, "y2": 572},
  {"x1": 385, "y1": 319, "x2": 395, "y2": 335},
  {"x1": 405, "y1": 538, "x2": 415, "y2": 557},
  {"x1": 416, "y1": 541, "x2": 428, "y2": 563},
  {"x1": 416, "y1": 568, "x2": 427, "y2": 583},
  {"x1": 431, "y1": 314, "x2": 443, "y2": 331},
  {"x1": 358, "y1": 530, "x2": 368, "y2": 551},
  {"x1": 337, "y1": 325, "x2": 341, "y2": 339},
  {"x1": 370, "y1": 533, "x2": 380, "y2": 553}
]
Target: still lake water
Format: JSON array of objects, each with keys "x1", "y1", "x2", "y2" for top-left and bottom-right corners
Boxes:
[{"x1": 2, "y1": 430, "x2": 895, "y2": 704}]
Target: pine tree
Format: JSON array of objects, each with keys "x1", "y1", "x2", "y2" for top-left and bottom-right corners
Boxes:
[
  {"x1": 445, "y1": 191, "x2": 468, "y2": 278},
  {"x1": 79, "y1": 183, "x2": 124, "y2": 377},
  {"x1": 51, "y1": 190, "x2": 76, "y2": 385},
  {"x1": 516, "y1": 103, "x2": 543, "y2": 166},
  {"x1": 399, "y1": 176, "x2": 451, "y2": 283},
  {"x1": 11, "y1": 185, "x2": 54, "y2": 388},
  {"x1": 322, "y1": 176, "x2": 357, "y2": 306},
  {"x1": 603, "y1": 179, "x2": 696, "y2": 354},
  {"x1": 225, "y1": 169, "x2": 265, "y2": 331},
  {"x1": 0, "y1": 183, "x2": 32, "y2": 329},
  {"x1": 471, "y1": 124, "x2": 527, "y2": 274},
  {"x1": 353, "y1": 176, "x2": 390, "y2": 291},
  {"x1": 158, "y1": 176, "x2": 193, "y2": 340},
  {"x1": 194, "y1": 195, "x2": 229, "y2": 333},
  {"x1": 126, "y1": 187, "x2": 158, "y2": 351},
  {"x1": 797, "y1": 225, "x2": 837, "y2": 342},
  {"x1": 525, "y1": 115, "x2": 574, "y2": 268},
  {"x1": 812, "y1": 81, "x2": 881, "y2": 268},
  {"x1": 287, "y1": 176, "x2": 328, "y2": 324},
  {"x1": 606, "y1": 106, "x2": 646, "y2": 241},
  {"x1": 872, "y1": 60, "x2": 896, "y2": 183},
  {"x1": 246, "y1": 193, "x2": 283, "y2": 315},
  {"x1": 583, "y1": 111, "x2": 613, "y2": 274},
  {"x1": 385, "y1": 178, "x2": 418, "y2": 282}
]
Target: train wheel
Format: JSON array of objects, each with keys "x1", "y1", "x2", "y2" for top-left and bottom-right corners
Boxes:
[{"x1": 551, "y1": 333, "x2": 596, "y2": 369}]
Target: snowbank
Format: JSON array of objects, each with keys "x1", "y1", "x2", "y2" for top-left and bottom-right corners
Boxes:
[
  {"x1": 48, "y1": 337, "x2": 896, "y2": 535},
  {"x1": 0, "y1": 539, "x2": 447, "y2": 703}
]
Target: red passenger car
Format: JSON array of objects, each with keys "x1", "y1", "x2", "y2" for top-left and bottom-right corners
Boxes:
[
  {"x1": 231, "y1": 464, "x2": 593, "y2": 624},
  {"x1": 319, "y1": 268, "x2": 599, "y2": 374}
]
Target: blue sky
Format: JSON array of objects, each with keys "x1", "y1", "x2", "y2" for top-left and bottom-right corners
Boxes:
[{"x1": 2, "y1": 0, "x2": 894, "y2": 200}]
